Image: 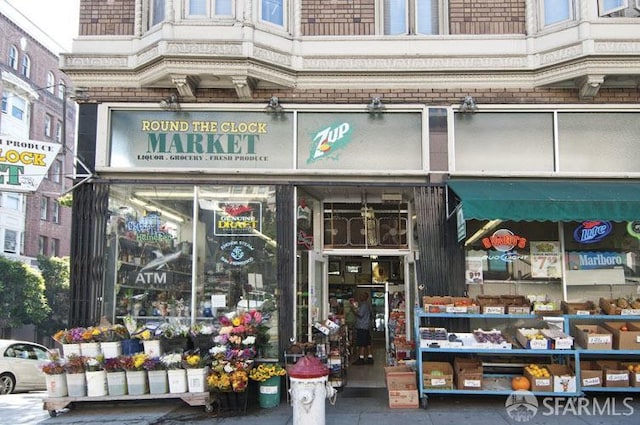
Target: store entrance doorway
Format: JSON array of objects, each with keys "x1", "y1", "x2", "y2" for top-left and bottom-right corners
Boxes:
[{"x1": 327, "y1": 254, "x2": 409, "y2": 388}]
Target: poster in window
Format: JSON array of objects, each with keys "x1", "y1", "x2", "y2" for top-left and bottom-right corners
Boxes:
[
  {"x1": 465, "y1": 257, "x2": 483, "y2": 284},
  {"x1": 530, "y1": 241, "x2": 561, "y2": 278}
]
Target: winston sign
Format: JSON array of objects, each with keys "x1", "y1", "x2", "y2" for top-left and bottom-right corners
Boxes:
[{"x1": 0, "y1": 136, "x2": 61, "y2": 192}]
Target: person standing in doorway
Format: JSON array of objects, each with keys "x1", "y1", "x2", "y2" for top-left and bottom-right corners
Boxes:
[{"x1": 351, "y1": 291, "x2": 373, "y2": 365}]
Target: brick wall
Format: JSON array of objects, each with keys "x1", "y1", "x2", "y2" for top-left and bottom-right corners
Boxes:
[
  {"x1": 449, "y1": 0, "x2": 526, "y2": 35},
  {"x1": 301, "y1": 0, "x2": 376, "y2": 36},
  {"x1": 79, "y1": 0, "x2": 135, "y2": 36}
]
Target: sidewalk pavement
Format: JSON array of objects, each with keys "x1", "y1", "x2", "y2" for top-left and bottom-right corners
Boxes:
[{"x1": 38, "y1": 387, "x2": 640, "y2": 425}]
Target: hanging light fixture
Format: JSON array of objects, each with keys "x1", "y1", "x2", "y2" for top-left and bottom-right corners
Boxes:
[{"x1": 459, "y1": 95, "x2": 478, "y2": 113}]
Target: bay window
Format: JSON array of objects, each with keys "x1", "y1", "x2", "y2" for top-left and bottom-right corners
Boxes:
[
  {"x1": 540, "y1": 0, "x2": 574, "y2": 27},
  {"x1": 381, "y1": 0, "x2": 444, "y2": 35},
  {"x1": 261, "y1": 0, "x2": 284, "y2": 27},
  {"x1": 187, "y1": 0, "x2": 233, "y2": 17}
]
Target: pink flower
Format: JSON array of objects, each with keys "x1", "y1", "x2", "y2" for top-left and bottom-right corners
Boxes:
[
  {"x1": 243, "y1": 313, "x2": 252, "y2": 325},
  {"x1": 252, "y1": 311, "x2": 263, "y2": 324},
  {"x1": 220, "y1": 316, "x2": 231, "y2": 326}
]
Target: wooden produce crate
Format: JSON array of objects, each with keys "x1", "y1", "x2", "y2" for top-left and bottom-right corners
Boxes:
[
  {"x1": 422, "y1": 296, "x2": 453, "y2": 313},
  {"x1": 446, "y1": 297, "x2": 480, "y2": 314},
  {"x1": 599, "y1": 297, "x2": 640, "y2": 315},
  {"x1": 476, "y1": 295, "x2": 505, "y2": 314},
  {"x1": 500, "y1": 295, "x2": 531, "y2": 314}
]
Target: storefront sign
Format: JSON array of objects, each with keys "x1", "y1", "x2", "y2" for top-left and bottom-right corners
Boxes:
[
  {"x1": 109, "y1": 110, "x2": 293, "y2": 169},
  {"x1": 213, "y1": 202, "x2": 262, "y2": 236},
  {"x1": 124, "y1": 212, "x2": 175, "y2": 243},
  {"x1": 130, "y1": 270, "x2": 176, "y2": 286},
  {"x1": 567, "y1": 251, "x2": 625, "y2": 270},
  {"x1": 220, "y1": 240, "x2": 255, "y2": 266},
  {"x1": 481, "y1": 229, "x2": 527, "y2": 251},
  {"x1": 0, "y1": 136, "x2": 62, "y2": 192},
  {"x1": 297, "y1": 112, "x2": 423, "y2": 171},
  {"x1": 573, "y1": 221, "x2": 612, "y2": 244},
  {"x1": 627, "y1": 221, "x2": 640, "y2": 240},
  {"x1": 530, "y1": 241, "x2": 561, "y2": 278}
]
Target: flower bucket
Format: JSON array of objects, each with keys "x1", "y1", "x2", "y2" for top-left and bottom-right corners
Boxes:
[
  {"x1": 66, "y1": 372, "x2": 87, "y2": 397},
  {"x1": 101, "y1": 341, "x2": 122, "y2": 359},
  {"x1": 148, "y1": 370, "x2": 168, "y2": 394},
  {"x1": 80, "y1": 342, "x2": 101, "y2": 358},
  {"x1": 86, "y1": 370, "x2": 108, "y2": 397},
  {"x1": 143, "y1": 340, "x2": 162, "y2": 357},
  {"x1": 45, "y1": 374, "x2": 68, "y2": 397},
  {"x1": 62, "y1": 343, "x2": 81, "y2": 358},
  {"x1": 168, "y1": 369, "x2": 187, "y2": 393},
  {"x1": 126, "y1": 370, "x2": 149, "y2": 395},
  {"x1": 258, "y1": 375, "x2": 281, "y2": 408},
  {"x1": 106, "y1": 371, "x2": 127, "y2": 396},
  {"x1": 122, "y1": 338, "x2": 143, "y2": 355},
  {"x1": 187, "y1": 367, "x2": 208, "y2": 393}
]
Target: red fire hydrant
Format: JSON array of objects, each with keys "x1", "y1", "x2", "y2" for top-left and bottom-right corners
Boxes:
[{"x1": 288, "y1": 354, "x2": 337, "y2": 425}]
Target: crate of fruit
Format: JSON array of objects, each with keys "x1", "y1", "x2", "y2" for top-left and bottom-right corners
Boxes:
[
  {"x1": 516, "y1": 328, "x2": 552, "y2": 350},
  {"x1": 600, "y1": 297, "x2": 640, "y2": 315},
  {"x1": 501, "y1": 295, "x2": 531, "y2": 314},
  {"x1": 477, "y1": 295, "x2": 505, "y2": 314},
  {"x1": 445, "y1": 297, "x2": 480, "y2": 314},
  {"x1": 422, "y1": 296, "x2": 453, "y2": 313},
  {"x1": 561, "y1": 300, "x2": 599, "y2": 315},
  {"x1": 422, "y1": 361, "x2": 453, "y2": 389}
]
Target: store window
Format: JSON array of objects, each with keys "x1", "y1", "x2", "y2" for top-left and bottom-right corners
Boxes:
[
  {"x1": 105, "y1": 183, "x2": 279, "y2": 358},
  {"x1": 381, "y1": 0, "x2": 445, "y2": 35}
]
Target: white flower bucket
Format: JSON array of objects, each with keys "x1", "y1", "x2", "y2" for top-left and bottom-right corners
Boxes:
[
  {"x1": 62, "y1": 344, "x2": 81, "y2": 358},
  {"x1": 45, "y1": 374, "x2": 68, "y2": 397},
  {"x1": 106, "y1": 371, "x2": 127, "y2": 396},
  {"x1": 66, "y1": 373, "x2": 87, "y2": 397},
  {"x1": 86, "y1": 370, "x2": 108, "y2": 397},
  {"x1": 187, "y1": 367, "x2": 208, "y2": 393},
  {"x1": 143, "y1": 340, "x2": 162, "y2": 358},
  {"x1": 148, "y1": 370, "x2": 168, "y2": 394},
  {"x1": 126, "y1": 370, "x2": 148, "y2": 395},
  {"x1": 79, "y1": 342, "x2": 101, "y2": 358},
  {"x1": 168, "y1": 369, "x2": 187, "y2": 393},
  {"x1": 101, "y1": 341, "x2": 122, "y2": 359}
]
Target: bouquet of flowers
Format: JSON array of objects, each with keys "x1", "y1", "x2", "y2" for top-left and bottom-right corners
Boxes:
[
  {"x1": 99, "y1": 324, "x2": 129, "y2": 342},
  {"x1": 84, "y1": 356, "x2": 105, "y2": 372},
  {"x1": 207, "y1": 369, "x2": 249, "y2": 392},
  {"x1": 161, "y1": 353, "x2": 183, "y2": 370},
  {"x1": 53, "y1": 327, "x2": 85, "y2": 344},
  {"x1": 81, "y1": 326, "x2": 104, "y2": 343},
  {"x1": 143, "y1": 356, "x2": 165, "y2": 371},
  {"x1": 122, "y1": 353, "x2": 150, "y2": 371},
  {"x1": 182, "y1": 351, "x2": 209, "y2": 369},
  {"x1": 249, "y1": 363, "x2": 287, "y2": 382},
  {"x1": 40, "y1": 354, "x2": 66, "y2": 375},
  {"x1": 104, "y1": 356, "x2": 127, "y2": 373},
  {"x1": 64, "y1": 355, "x2": 86, "y2": 374}
]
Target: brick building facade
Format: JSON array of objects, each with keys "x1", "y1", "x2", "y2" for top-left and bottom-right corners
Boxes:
[
  {"x1": 61, "y1": 1, "x2": 640, "y2": 373},
  {"x1": 0, "y1": 3, "x2": 75, "y2": 263}
]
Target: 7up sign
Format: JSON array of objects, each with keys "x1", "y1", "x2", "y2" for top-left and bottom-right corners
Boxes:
[{"x1": 307, "y1": 122, "x2": 352, "y2": 163}]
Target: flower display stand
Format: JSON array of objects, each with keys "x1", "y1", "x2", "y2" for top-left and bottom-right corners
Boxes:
[
  {"x1": 187, "y1": 367, "x2": 208, "y2": 393},
  {"x1": 43, "y1": 391, "x2": 215, "y2": 417}
]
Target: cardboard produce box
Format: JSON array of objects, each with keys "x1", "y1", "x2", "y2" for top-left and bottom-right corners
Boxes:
[
  {"x1": 578, "y1": 360, "x2": 603, "y2": 388},
  {"x1": 501, "y1": 295, "x2": 531, "y2": 314},
  {"x1": 454, "y1": 357, "x2": 483, "y2": 390},
  {"x1": 516, "y1": 328, "x2": 551, "y2": 350},
  {"x1": 597, "y1": 360, "x2": 629, "y2": 387},
  {"x1": 602, "y1": 321, "x2": 640, "y2": 350},
  {"x1": 422, "y1": 361, "x2": 454, "y2": 389},
  {"x1": 422, "y1": 296, "x2": 453, "y2": 313},
  {"x1": 547, "y1": 364, "x2": 576, "y2": 393},
  {"x1": 561, "y1": 300, "x2": 599, "y2": 315},
  {"x1": 572, "y1": 324, "x2": 613, "y2": 350},
  {"x1": 477, "y1": 295, "x2": 505, "y2": 314},
  {"x1": 523, "y1": 364, "x2": 553, "y2": 392},
  {"x1": 385, "y1": 366, "x2": 418, "y2": 408},
  {"x1": 621, "y1": 362, "x2": 640, "y2": 387}
]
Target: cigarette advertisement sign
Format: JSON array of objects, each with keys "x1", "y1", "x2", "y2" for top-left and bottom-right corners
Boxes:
[{"x1": 0, "y1": 136, "x2": 61, "y2": 192}]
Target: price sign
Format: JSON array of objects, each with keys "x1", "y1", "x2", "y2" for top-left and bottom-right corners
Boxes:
[
  {"x1": 431, "y1": 378, "x2": 446, "y2": 386},
  {"x1": 588, "y1": 335, "x2": 612, "y2": 344}
]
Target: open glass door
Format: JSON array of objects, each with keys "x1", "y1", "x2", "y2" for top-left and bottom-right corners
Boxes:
[{"x1": 308, "y1": 252, "x2": 328, "y2": 338}]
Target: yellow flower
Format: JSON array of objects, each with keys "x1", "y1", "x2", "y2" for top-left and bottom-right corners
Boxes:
[{"x1": 232, "y1": 317, "x2": 241, "y2": 327}]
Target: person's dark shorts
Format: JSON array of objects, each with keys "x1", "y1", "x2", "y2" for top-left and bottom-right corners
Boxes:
[{"x1": 355, "y1": 328, "x2": 371, "y2": 347}]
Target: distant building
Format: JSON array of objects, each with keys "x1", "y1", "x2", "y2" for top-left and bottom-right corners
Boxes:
[{"x1": 0, "y1": 1, "x2": 76, "y2": 264}]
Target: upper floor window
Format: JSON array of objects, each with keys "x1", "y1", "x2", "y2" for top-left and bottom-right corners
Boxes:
[
  {"x1": 50, "y1": 159, "x2": 62, "y2": 183},
  {"x1": 381, "y1": 0, "x2": 443, "y2": 35},
  {"x1": 52, "y1": 202, "x2": 60, "y2": 224},
  {"x1": 598, "y1": 0, "x2": 640, "y2": 16},
  {"x1": 47, "y1": 72, "x2": 56, "y2": 93},
  {"x1": 5, "y1": 193, "x2": 22, "y2": 210},
  {"x1": 58, "y1": 81, "x2": 66, "y2": 100},
  {"x1": 41, "y1": 197, "x2": 48, "y2": 220},
  {"x1": 187, "y1": 0, "x2": 233, "y2": 17},
  {"x1": 8, "y1": 45, "x2": 18, "y2": 69},
  {"x1": 39, "y1": 235, "x2": 48, "y2": 256},
  {"x1": 4, "y1": 229, "x2": 18, "y2": 254},
  {"x1": 21, "y1": 54, "x2": 31, "y2": 78},
  {"x1": 1, "y1": 92, "x2": 7, "y2": 114},
  {"x1": 261, "y1": 0, "x2": 284, "y2": 27},
  {"x1": 11, "y1": 96, "x2": 26, "y2": 121},
  {"x1": 44, "y1": 114, "x2": 52, "y2": 137},
  {"x1": 151, "y1": 0, "x2": 166, "y2": 26},
  {"x1": 541, "y1": 0, "x2": 574, "y2": 27},
  {"x1": 56, "y1": 121, "x2": 63, "y2": 143}
]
